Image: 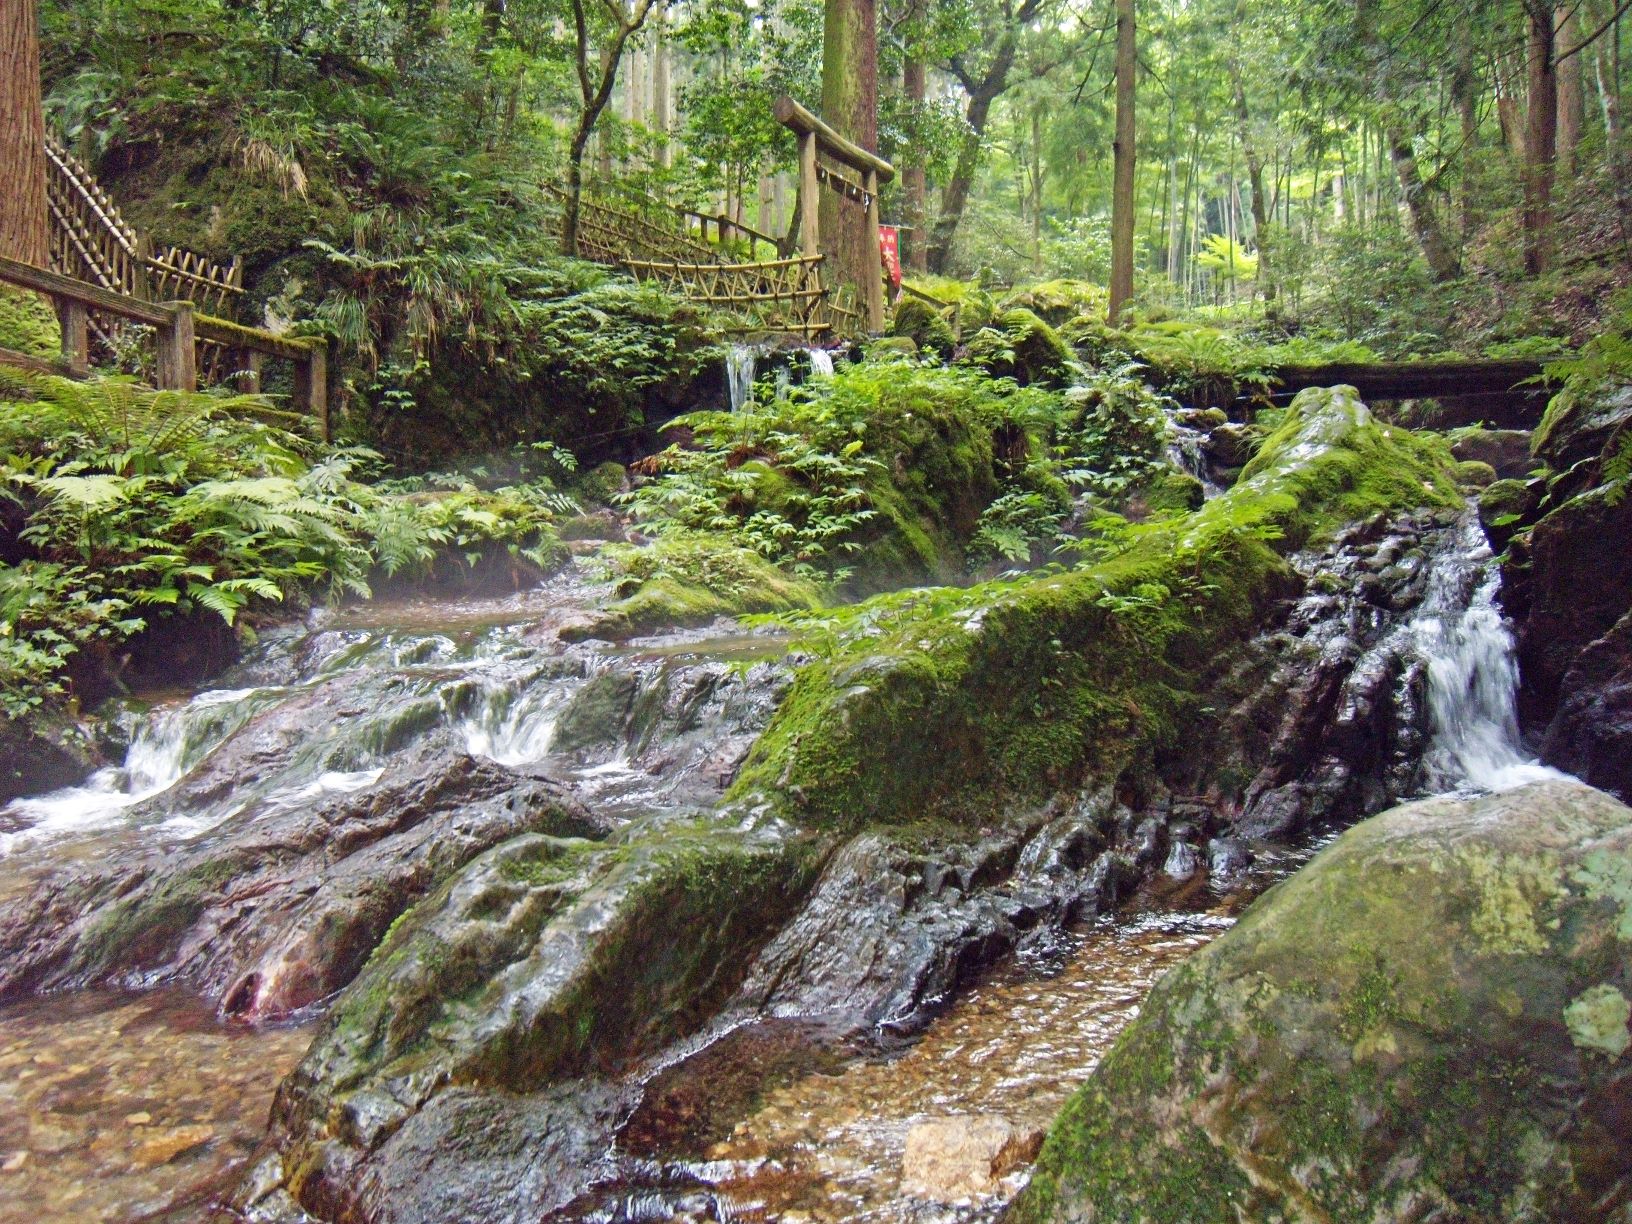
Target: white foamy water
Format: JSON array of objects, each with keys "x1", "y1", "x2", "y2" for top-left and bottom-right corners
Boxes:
[
  {"x1": 1412, "y1": 517, "x2": 1571, "y2": 793},
  {"x1": 807, "y1": 347, "x2": 835, "y2": 377},
  {"x1": 460, "y1": 683, "x2": 567, "y2": 766},
  {"x1": 726, "y1": 345, "x2": 759, "y2": 412},
  {"x1": 0, "y1": 687, "x2": 275, "y2": 856}
]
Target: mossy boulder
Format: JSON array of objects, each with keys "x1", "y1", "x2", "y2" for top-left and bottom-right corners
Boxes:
[
  {"x1": 890, "y1": 297, "x2": 957, "y2": 360},
  {"x1": 566, "y1": 536, "x2": 823, "y2": 641},
  {"x1": 999, "y1": 280, "x2": 1110, "y2": 327},
  {"x1": 1478, "y1": 477, "x2": 1540, "y2": 550},
  {"x1": 962, "y1": 308, "x2": 1074, "y2": 388},
  {"x1": 1455, "y1": 458, "x2": 1498, "y2": 487},
  {"x1": 728, "y1": 387, "x2": 1460, "y2": 830},
  {"x1": 1532, "y1": 382, "x2": 1632, "y2": 474},
  {"x1": 1012, "y1": 779, "x2": 1632, "y2": 1223}
]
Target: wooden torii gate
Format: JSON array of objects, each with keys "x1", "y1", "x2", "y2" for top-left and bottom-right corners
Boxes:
[{"x1": 774, "y1": 96, "x2": 894, "y2": 334}]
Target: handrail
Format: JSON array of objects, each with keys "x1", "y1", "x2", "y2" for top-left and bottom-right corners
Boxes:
[{"x1": 0, "y1": 255, "x2": 328, "y2": 438}]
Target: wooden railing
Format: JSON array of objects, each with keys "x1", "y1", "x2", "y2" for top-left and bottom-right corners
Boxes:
[
  {"x1": 45, "y1": 137, "x2": 242, "y2": 313},
  {"x1": 621, "y1": 254, "x2": 838, "y2": 339},
  {"x1": 674, "y1": 207, "x2": 781, "y2": 259},
  {"x1": 0, "y1": 256, "x2": 329, "y2": 439}
]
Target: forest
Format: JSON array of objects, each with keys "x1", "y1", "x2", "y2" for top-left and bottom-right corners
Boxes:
[{"x1": 1, "y1": 0, "x2": 1632, "y2": 1219}]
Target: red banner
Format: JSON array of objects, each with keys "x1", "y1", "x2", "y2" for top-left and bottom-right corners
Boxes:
[{"x1": 879, "y1": 225, "x2": 902, "y2": 290}]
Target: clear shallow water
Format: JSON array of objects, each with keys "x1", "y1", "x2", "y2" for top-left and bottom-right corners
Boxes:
[{"x1": 0, "y1": 988, "x2": 312, "y2": 1223}]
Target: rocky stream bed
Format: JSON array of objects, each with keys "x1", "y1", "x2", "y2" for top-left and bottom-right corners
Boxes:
[{"x1": 2, "y1": 385, "x2": 1630, "y2": 1223}]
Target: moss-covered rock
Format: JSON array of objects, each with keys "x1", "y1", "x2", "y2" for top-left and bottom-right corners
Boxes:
[
  {"x1": 999, "y1": 280, "x2": 1110, "y2": 327},
  {"x1": 890, "y1": 297, "x2": 957, "y2": 360},
  {"x1": 567, "y1": 535, "x2": 823, "y2": 641},
  {"x1": 272, "y1": 817, "x2": 823, "y2": 1217},
  {"x1": 962, "y1": 308, "x2": 1074, "y2": 388},
  {"x1": 727, "y1": 387, "x2": 1460, "y2": 830},
  {"x1": 1011, "y1": 779, "x2": 1632, "y2": 1224},
  {"x1": 1455, "y1": 458, "x2": 1498, "y2": 487}
]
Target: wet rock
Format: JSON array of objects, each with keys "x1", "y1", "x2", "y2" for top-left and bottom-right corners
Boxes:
[
  {"x1": 1013, "y1": 780, "x2": 1632, "y2": 1224},
  {"x1": 1542, "y1": 610, "x2": 1632, "y2": 800},
  {"x1": 0, "y1": 742, "x2": 606, "y2": 1016},
  {"x1": 260, "y1": 818, "x2": 817, "y2": 1222},
  {"x1": 1476, "y1": 476, "x2": 1540, "y2": 549},
  {"x1": 1202, "y1": 421, "x2": 1256, "y2": 468},
  {"x1": 1512, "y1": 484, "x2": 1632, "y2": 750},
  {"x1": 901, "y1": 1115, "x2": 1045, "y2": 1199},
  {"x1": 0, "y1": 716, "x2": 98, "y2": 806},
  {"x1": 1450, "y1": 427, "x2": 1532, "y2": 479}
]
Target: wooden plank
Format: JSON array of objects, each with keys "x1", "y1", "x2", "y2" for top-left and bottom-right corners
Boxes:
[
  {"x1": 774, "y1": 96, "x2": 895, "y2": 183},
  {"x1": 295, "y1": 344, "x2": 329, "y2": 440},
  {"x1": 799, "y1": 131, "x2": 822, "y2": 259},
  {"x1": 0, "y1": 254, "x2": 173, "y2": 326},
  {"x1": 0, "y1": 345, "x2": 67, "y2": 376},
  {"x1": 193, "y1": 313, "x2": 316, "y2": 361},
  {"x1": 1271, "y1": 358, "x2": 1548, "y2": 400}
]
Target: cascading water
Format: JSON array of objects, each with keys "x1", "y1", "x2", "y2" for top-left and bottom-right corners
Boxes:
[
  {"x1": 1163, "y1": 408, "x2": 1223, "y2": 498},
  {"x1": 1410, "y1": 514, "x2": 1569, "y2": 793},
  {"x1": 806, "y1": 347, "x2": 835, "y2": 378},
  {"x1": 725, "y1": 344, "x2": 759, "y2": 412}
]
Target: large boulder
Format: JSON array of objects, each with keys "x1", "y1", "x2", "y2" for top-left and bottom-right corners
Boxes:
[{"x1": 1012, "y1": 779, "x2": 1632, "y2": 1223}]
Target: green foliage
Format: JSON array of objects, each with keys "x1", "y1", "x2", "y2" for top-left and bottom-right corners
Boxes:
[
  {"x1": 1194, "y1": 234, "x2": 1258, "y2": 283},
  {"x1": 960, "y1": 308, "x2": 1074, "y2": 387},
  {"x1": 0, "y1": 287, "x2": 62, "y2": 360},
  {"x1": 0, "y1": 375, "x2": 576, "y2": 713}
]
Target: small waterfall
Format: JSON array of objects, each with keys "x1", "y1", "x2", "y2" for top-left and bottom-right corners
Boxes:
[
  {"x1": 1411, "y1": 516, "x2": 1569, "y2": 793},
  {"x1": 1163, "y1": 409, "x2": 1223, "y2": 498},
  {"x1": 726, "y1": 345, "x2": 759, "y2": 412},
  {"x1": 807, "y1": 348, "x2": 835, "y2": 378},
  {"x1": 0, "y1": 686, "x2": 270, "y2": 855}
]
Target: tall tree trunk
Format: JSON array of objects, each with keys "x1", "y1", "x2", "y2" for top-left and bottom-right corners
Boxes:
[
  {"x1": 928, "y1": 38, "x2": 1018, "y2": 272},
  {"x1": 1452, "y1": 25, "x2": 1480, "y2": 242},
  {"x1": 1108, "y1": 0, "x2": 1136, "y2": 323},
  {"x1": 1557, "y1": 3, "x2": 1584, "y2": 176},
  {"x1": 1, "y1": 0, "x2": 49, "y2": 268},
  {"x1": 1388, "y1": 127, "x2": 1460, "y2": 281},
  {"x1": 1228, "y1": 26, "x2": 1274, "y2": 305},
  {"x1": 1523, "y1": 0, "x2": 1558, "y2": 275},
  {"x1": 820, "y1": 0, "x2": 879, "y2": 313},
  {"x1": 902, "y1": 13, "x2": 928, "y2": 273},
  {"x1": 563, "y1": 0, "x2": 658, "y2": 256},
  {"x1": 1029, "y1": 106, "x2": 1044, "y2": 269},
  {"x1": 653, "y1": 14, "x2": 671, "y2": 166}
]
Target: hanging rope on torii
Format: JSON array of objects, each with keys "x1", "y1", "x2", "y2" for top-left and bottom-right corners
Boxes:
[{"x1": 773, "y1": 96, "x2": 894, "y2": 334}]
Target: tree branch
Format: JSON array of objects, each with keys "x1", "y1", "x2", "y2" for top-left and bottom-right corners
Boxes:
[{"x1": 1559, "y1": 0, "x2": 1632, "y2": 64}]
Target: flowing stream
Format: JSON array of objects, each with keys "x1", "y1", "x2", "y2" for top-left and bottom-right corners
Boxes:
[
  {"x1": 0, "y1": 505, "x2": 1568, "y2": 1222},
  {"x1": 1408, "y1": 515, "x2": 1568, "y2": 793}
]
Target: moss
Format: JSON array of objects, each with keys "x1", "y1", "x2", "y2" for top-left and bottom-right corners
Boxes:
[
  {"x1": 728, "y1": 387, "x2": 1461, "y2": 832},
  {"x1": 889, "y1": 297, "x2": 956, "y2": 359},
  {"x1": 569, "y1": 537, "x2": 823, "y2": 641},
  {"x1": 1456, "y1": 459, "x2": 1498, "y2": 487},
  {"x1": 0, "y1": 285, "x2": 61, "y2": 359},
  {"x1": 962, "y1": 308, "x2": 1074, "y2": 388},
  {"x1": 999, "y1": 279, "x2": 1109, "y2": 327},
  {"x1": 1142, "y1": 470, "x2": 1206, "y2": 515},
  {"x1": 577, "y1": 461, "x2": 628, "y2": 505},
  {"x1": 1013, "y1": 783, "x2": 1632, "y2": 1223}
]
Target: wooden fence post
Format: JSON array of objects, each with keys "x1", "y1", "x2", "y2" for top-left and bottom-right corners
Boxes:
[
  {"x1": 156, "y1": 301, "x2": 196, "y2": 392},
  {"x1": 56, "y1": 297, "x2": 89, "y2": 376},
  {"x1": 295, "y1": 342, "x2": 329, "y2": 440},
  {"x1": 799, "y1": 133, "x2": 820, "y2": 260},
  {"x1": 233, "y1": 348, "x2": 262, "y2": 393},
  {"x1": 864, "y1": 167, "x2": 884, "y2": 333}
]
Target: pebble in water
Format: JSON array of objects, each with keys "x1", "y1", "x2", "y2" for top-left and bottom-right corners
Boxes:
[{"x1": 0, "y1": 989, "x2": 311, "y2": 1223}]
